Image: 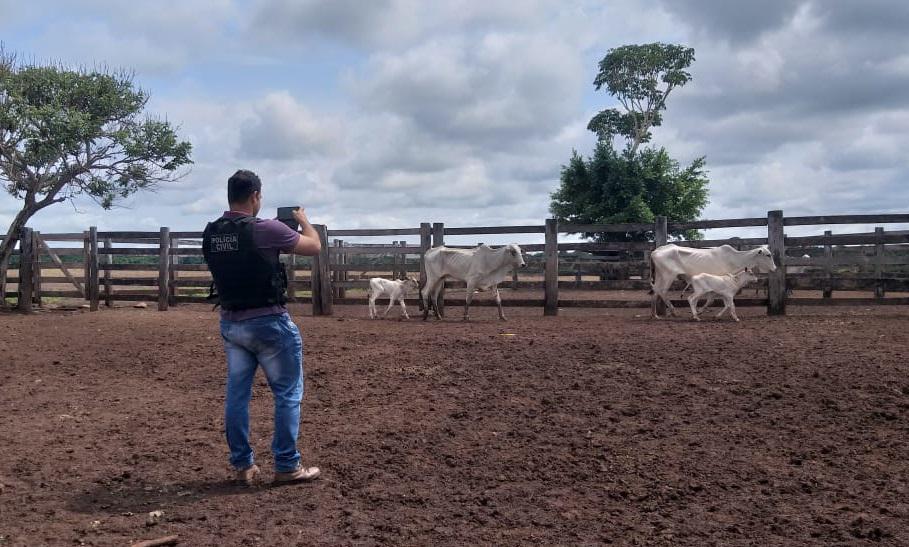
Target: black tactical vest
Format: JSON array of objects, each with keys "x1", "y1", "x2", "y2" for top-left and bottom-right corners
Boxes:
[{"x1": 202, "y1": 215, "x2": 288, "y2": 311}]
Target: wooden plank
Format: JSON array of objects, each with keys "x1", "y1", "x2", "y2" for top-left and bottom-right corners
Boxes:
[
  {"x1": 782, "y1": 255, "x2": 908, "y2": 267},
  {"x1": 783, "y1": 214, "x2": 909, "y2": 226},
  {"x1": 169, "y1": 236, "x2": 179, "y2": 306},
  {"x1": 326, "y1": 227, "x2": 422, "y2": 236},
  {"x1": 168, "y1": 231, "x2": 204, "y2": 238},
  {"x1": 560, "y1": 222, "x2": 653, "y2": 233},
  {"x1": 823, "y1": 230, "x2": 833, "y2": 299},
  {"x1": 332, "y1": 297, "x2": 545, "y2": 307},
  {"x1": 786, "y1": 297, "x2": 909, "y2": 306},
  {"x1": 310, "y1": 224, "x2": 332, "y2": 316},
  {"x1": 99, "y1": 248, "x2": 162, "y2": 255},
  {"x1": 875, "y1": 227, "x2": 884, "y2": 299},
  {"x1": 36, "y1": 235, "x2": 85, "y2": 297},
  {"x1": 30, "y1": 232, "x2": 85, "y2": 241},
  {"x1": 17, "y1": 228, "x2": 35, "y2": 312},
  {"x1": 326, "y1": 246, "x2": 417, "y2": 255},
  {"x1": 785, "y1": 233, "x2": 909, "y2": 246},
  {"x1": 544, "y1": 218, "x2": 558, "y2": 316},
  {"x1": 654, "y1": 216, "x2": 668, "y2": 316},
  {"x1": 10, "y1": 276, "x2": 85, "y2": 284},
  {"x1": 433, "y1": 222, "x2": 445, "y2": 317},
  {"x1": 168, "y1": 264, "x2": 210, "y2": 272},
  {"x1": 102, "y1": 263, "x2": 169, "y2": 271},
  {"x1": 419, "y1": 223, "x2": 431, "y2": 310},
  {"x1": 33, "y1": 232, "x2": 42, "y2": 307},
  {"x1": 669, "y1": 217, "x2": 769, "y2": 230},
  {"x1": 767, "y1": 211, "x2": 786, "y2": 315},
  {"x1": 88, "y1": 227, "x2": 99, "y2": 311},
  {"x1": 787, "y1": 277, "x2": 909, "y2": 291},
  {"x1": 328, "y1": 263, "x2": 423, "y2": 273},
  {"x1": 170, "y1": 279, "x2": 212, "y2": 287},
  {"x1": 83, "y1": 231, "x2": 90, "y2": 301},
  {"x1": 158, "y1": 227, "x2": 170, "y2": 311},
  {"x1": 285, "y1": 253, "x2": 296, "y2": 302},
  {"x1": 97, "y1": 231, "x2": 162, "y2": 238},
  {"x1": 443, "y1": 225, "x2": 546, "y2": 235},
  {"x1": 558, "y1": 298, "x2": 769, "y2": 308},
  {"x1": 556, "y1": 242, "x2": 654, "y2": 252},
  {"x1": 675, "y1": 237, "x2": 768, "y2": 248},
  {"x1": 36, "y1": 290, "x2": 85, "y2": 298},
  {"x1": 333, "y1": 240, "x2": 344, "y2": 299},
  {"x1": 108, "y1": 278, "x2": 161, "y2": 286},
  {"x1": 169, "y1": 248, "x2": 203, "y2": 256},
  {"x1": 103, "y1": 238, "x2": 112, "y2": 307}
]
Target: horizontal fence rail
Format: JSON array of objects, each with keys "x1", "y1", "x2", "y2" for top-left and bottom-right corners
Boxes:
[{"x1": 8, "y1": 211, "x2": 909, "y2": 315}]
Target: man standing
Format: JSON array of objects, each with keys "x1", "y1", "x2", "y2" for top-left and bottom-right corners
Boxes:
[{"x1": 203, "y1": 169, "x2": 321, "y2": 485}]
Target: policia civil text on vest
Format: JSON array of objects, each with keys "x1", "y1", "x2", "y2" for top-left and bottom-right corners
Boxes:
[{"x1": 202, "y1": 215, "x2": 288, "y2": 310}]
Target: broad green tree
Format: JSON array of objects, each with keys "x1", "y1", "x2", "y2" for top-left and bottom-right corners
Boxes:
[
  {"x1": 0, "y1": 47, "x2": 192, "y2": 303},
  {"x1": 551, "y1": 42, "x2": 707, "y2": 241},
  {"x1": 551, "y1": 142, "x2": 708, "y2": 242}
]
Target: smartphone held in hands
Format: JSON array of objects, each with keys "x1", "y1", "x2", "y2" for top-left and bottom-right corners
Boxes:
[{"x1": 277, "y1": 206, "x2": 300, "y2": 231}]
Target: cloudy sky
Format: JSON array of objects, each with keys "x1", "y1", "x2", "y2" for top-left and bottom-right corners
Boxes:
[{"x1": 2, "y1": 0, "x2": 908, "y2": 242}]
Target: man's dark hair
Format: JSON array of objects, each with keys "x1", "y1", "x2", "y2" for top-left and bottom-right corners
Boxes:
[{"x1": 227, "y1": 170, "x2": 262, "y2": 204}]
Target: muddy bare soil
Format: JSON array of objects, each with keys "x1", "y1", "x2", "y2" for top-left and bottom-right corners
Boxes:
[{"x1": 1, "y1": 304, "x2": 908, "y2": 546}]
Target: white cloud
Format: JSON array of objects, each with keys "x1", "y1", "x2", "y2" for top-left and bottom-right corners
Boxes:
[{"x1": 239, "y1": 91, "x2": 344, "y2": 160}]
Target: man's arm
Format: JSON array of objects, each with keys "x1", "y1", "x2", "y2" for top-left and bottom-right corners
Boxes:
[{"x1": 291, "y1": 207, "x2": 322, "y2": 256}]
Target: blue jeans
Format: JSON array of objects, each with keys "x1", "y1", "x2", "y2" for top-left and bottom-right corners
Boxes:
[{"x1": 219, "y1": 313, "x2": 304, "y2": 472}]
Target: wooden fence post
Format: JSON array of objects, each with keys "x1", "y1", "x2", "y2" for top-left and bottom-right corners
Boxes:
[
  {"x1": 767, "y1": 210, "x2": 786, "y2": 315},
  {"x1": 512, "y1": 268, "x2": 518, "y2": 291},
  {"x1": 333, "y1": 239, "x2": 346, "y2": 299},
  {"x1": 398, "y1": 240, "x2": 407, "y2": 279},
  {"x1": 88, "y1": 226, "x2": 99, "y2": 311},
  {"x1": 157, "y1": 227, "x2": 169, "y2": 311},
  {"x1": 432, "y1": 222, "x2": 445, "y2": 317},
  {"x1": 419, "y1": 223, "x2": 431, "y2": 309},
  {"x1": 33, "y1": 231, "x2": 42, "y2": 307},
  {"x1": 83, "y1": 230, "x2": 90, "y2": 301},
  {"x1": 822, "y1": 230, "x2": 833, "y2": 298},
  {"x1": 169, "y1": 236, "x2": 179, "y2": 306},
  {"x1": 874, "y1": 226, "x2": 884, "y2": 299},
  {"x1": 285, "y1": 254, "x2": 296, "y2": 302},
  {"x1": 17, "y1": 227, "x2": 34, "y2": 312},
  {"x1": 653, "y1": 216, "x2": 668, "y2": 316},
  {"x1": 103, "y1": 238, "x2": 113, "y2": 307},
  {"x1": 544, "y1": 218, "x2": 559, "y2": 316},
  {"x1": 311, "y1": 224, "x2": 332, "y2": 316}
]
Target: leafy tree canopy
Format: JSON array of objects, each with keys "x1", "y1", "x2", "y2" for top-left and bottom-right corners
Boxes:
[
  {"x1": 551, "y1": 142, "x2": 708, "y2": 242},
  {"x1": 0, "y1": 45, "x2": 192, "y2": 303}
]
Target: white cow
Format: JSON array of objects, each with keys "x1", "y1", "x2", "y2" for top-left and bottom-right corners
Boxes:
[
  {"x1": 422, "y1": 244, "x2": 525, "y2": 321},
  {"x1": 687, "y1": 269, "x2": 759, "y2": 322},
  {"x1": 650, "y1": 244, "x2": 777, "y2": 318},
  {"x1": 368, "y1": 277, "x2": 419, "y2": 319}
]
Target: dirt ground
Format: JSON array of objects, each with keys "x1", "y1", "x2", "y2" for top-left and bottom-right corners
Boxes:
[{"x1": 1, "y1": 303, "x2": 908, "y2": 546}]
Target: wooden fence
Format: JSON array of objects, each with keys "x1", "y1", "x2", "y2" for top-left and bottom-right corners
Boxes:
[{"x1": 5, "y1": 211, "x2": 909, "y2": 316}]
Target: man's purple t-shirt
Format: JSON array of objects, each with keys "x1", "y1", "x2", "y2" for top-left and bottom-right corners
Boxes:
[{"x1": 218, "y1": 211, "x2": 300, "y2": 322}]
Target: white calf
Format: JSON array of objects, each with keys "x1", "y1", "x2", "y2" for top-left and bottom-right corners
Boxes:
[
  {"x1": 687, "y1": 269, "x2": 758, "y2": 322},
  {"x1": 368, "y1": 277, "x2": 419, "y2": 319}
]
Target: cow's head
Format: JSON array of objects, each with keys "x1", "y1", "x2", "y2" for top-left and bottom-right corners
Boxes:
[
  {"x1": 506, "y1": 244, "x2": 526, "y2": 268},
  {"x1": 405, "y1": 276, "x2": 420, "y2": 291},
  {"x1": 753, "y1": 245, "x2": 777, "y2": 272},
  {"x1": 739, "y1": 268, "x2": 759, "y2": 286}
]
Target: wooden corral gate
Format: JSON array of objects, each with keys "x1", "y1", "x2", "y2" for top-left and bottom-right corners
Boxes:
[{"x1": 6, "y1": 211, "x2": 909, "y2": 316}]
